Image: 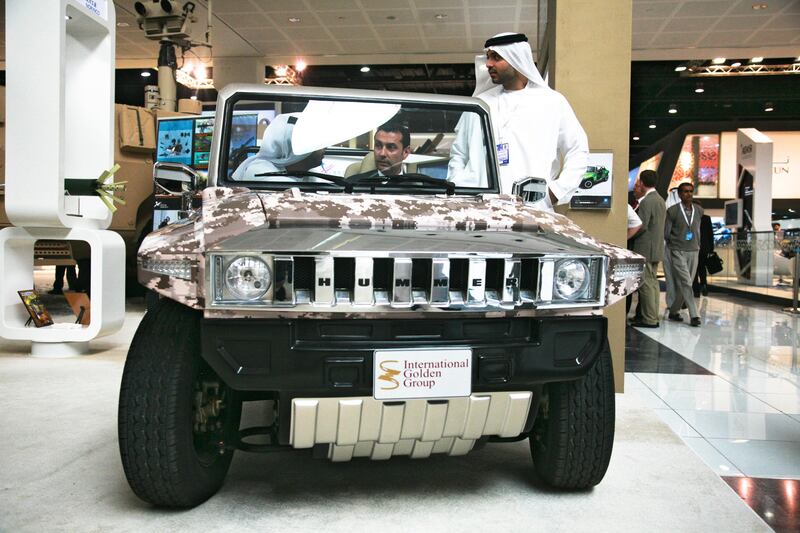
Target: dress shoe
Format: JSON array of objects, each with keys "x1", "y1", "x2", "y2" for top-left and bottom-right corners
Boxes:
[
  {"x1": 668, "y1": 313, "x2": 684, "y2": 322},
  {"x1": 690, "y1": 317, "x2": 701, "y2": 327},
  {"x1": 47, "y1": 288, "x2": 63, "y2": 295},
  {"x1": 630, "y1": 320, "x2": 659, "y2": 328},
  {"x1": 701, "y1": 285, "x2": 709, "y2": 296}
]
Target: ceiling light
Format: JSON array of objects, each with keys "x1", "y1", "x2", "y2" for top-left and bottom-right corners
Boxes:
[
  {"x1": 750, "y1": 56, "x2": 764, "y2": 63},
  {"x1": 649, "y1": 120, "x2": 656, "y2": 129},
  {"x1": 674, "y1": 65, "x2": 687, "y2": 72},
  {"x1": 632, "y1": 135, "x2": 640, "y2": 141},
  {"x1": 274, "y1": 65, "x2": 288, "y2": 77},
  {"x1": 668, "y1": 104, "x2": 678, "y2": 114},
  {"x1": 190, "y1": 95, "x2": 198, "y2": 101},
  {"x1": 751, "y1": 3, "x2": 768, "y2": 9},
  {"x1": 712, "y1": 57, "x2": 726, "y2": 64},
  {"x1": 730, "y1": 61, "x2": 741, "y2": 67},
  {"x1": 764, "y1": 102, "x2": 774, "y2": 112},
  {"x1": 288, "y1": 17, "x2": 301, "y2": 23},
  {"x1": 694, "y1": 82, "x2": 705, "y2": 93},
  {"x1": 140, "y1": 71, "x2": 151, "y2": 77},
  {"x1": 181, "y1": 64, "x2": 194, "y2": 74},
  {"x1": 360, "y1": 66, "x2": 370, "y2": 73},
  {"x1": 295, "y1": 59, "x2": 307, "y2": 72},
  {"x1": 435, "y1": 13, "x2": 447, "y2": 20},
  {"x1": 194, "y1": 65, "x2": 207, "y2": 80}
]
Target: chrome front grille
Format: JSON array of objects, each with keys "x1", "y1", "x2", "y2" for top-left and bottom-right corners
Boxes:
[{"x1": 210, "y1": 253, "x2": 606, "y2": 311}]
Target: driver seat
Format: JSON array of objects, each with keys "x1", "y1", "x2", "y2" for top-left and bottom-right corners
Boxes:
[{"x1": 345, "y1": 152, "x2": 377, "y2": 178}]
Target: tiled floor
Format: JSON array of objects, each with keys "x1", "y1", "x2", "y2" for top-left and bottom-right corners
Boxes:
[
  {"x1": 0, "y1": 272, "x2": 774, "y2": 531},
  {"x1": 626, "y1": 292, "x2": 800, "y2": 532}
]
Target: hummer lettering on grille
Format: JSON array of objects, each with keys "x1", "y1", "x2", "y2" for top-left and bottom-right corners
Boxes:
[
  {"x1": 433, "y1": 278, "x2": 448, "y2": 287},
  {"x1": 357, "y1": 278, "x2": 371, "y2": 287},
  {"x1": 318, "y1": 278, "x2": 331, "y2": 286},
  {"x1": 395, "y1": 279, "x2": 411, "y2": 287}
]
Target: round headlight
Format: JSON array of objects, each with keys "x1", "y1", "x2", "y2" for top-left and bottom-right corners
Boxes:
[
  {"x1": 554, "y1": 259, "x2": 590, "y2": 300},
  {"x1": 225, "y1": 256, "x2": 271, "y2": 300}
]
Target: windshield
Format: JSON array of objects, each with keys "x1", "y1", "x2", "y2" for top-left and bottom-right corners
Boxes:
[{"x1": 217, "y1": 92, "x2": 498, "y2": 195}]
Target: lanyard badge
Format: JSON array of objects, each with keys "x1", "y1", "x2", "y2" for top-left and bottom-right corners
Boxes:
[
  {"x1": 680, "y1": 205, "x2": 695, "y2": 241},
  {"x1": 496, "y1": 142, "x2": 509, "y2": 166}
]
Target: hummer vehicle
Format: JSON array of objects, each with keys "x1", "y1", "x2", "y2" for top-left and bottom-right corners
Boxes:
[
  {"x1": 579, "y1": 165, "x2": 610, "y2": 190},
  {"x1": 118, "y1": 85, "x2": 644, "y2": 508}
]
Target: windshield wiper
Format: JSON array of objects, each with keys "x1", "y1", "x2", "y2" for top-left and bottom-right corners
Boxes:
[
  {"x1": 252, "y1": 171, "x2": 353, "y2": 193},
  {"x1": 349, "y1": 173, "x2": 455, "y2": 195}
]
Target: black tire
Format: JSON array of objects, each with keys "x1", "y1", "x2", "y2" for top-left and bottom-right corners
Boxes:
[
  {"x1": 529, "y1": 341, "x2": 615, "y2": 489},
  {"x1": 118, "y1": 298, "x2": 241, "y2": 508},
  {"x1": 582, "y1": 179, "x2": 594, "y2": 189},
  {"x1": 145, "y1": 289, "x2": 160, "y2": 313}
]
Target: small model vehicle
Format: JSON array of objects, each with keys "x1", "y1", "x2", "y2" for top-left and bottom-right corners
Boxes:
[
  {"x1": 118, "y1": 85, "x2": 644, "y2": 508},
  {"x1": 579, "y1": 166, "x2": 610, "y2": 190}
]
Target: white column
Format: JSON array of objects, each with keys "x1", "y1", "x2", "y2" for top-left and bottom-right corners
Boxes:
[
  {"x1": 0, "y1": 0, "x2": 124, "y2": 356},
  {"x1": 212, "y1": 56, "x2": 265, "y2": 91}
]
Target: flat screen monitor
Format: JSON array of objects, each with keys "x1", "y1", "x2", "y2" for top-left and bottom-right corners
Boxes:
[
  {"x1": 415, "y1": 160, "x2": 449, "y2": 180},
  {"x1": 230, "y1": 114, "x2": 259, "y2": 154},
  {"x1": 157, "y1": 118, "x2": 194, "y2": 166},
  {"x1": 157, "y1": 113, "x2": 261, "y2": 173},
  {"x1": 724, "y1": 199, "x2": 743, "y2": 228}
]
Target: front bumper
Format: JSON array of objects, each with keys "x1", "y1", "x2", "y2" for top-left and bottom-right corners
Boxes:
[
  {"x1": 201, "y1": 315, "x2": 607, "y2": 393},
  {"x1": 201, "y1": 315, "x2": 606, "y2": 447}
]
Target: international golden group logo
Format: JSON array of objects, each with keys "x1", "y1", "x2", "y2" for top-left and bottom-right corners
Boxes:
[{"x1": 378, "y1": 360, "x2": 400, "y2": 390}]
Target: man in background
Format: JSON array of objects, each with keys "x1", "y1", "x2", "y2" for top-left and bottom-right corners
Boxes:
[
  {"x1": 630, "y1": 170, "x2": 666, "y2": 328},
  {"x1": 665, "y1": 182, "x2": 703, "y2": 327}
]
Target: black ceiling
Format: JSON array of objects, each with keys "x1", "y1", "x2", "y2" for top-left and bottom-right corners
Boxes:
[{"x1": 629, "y1": 58, "x2": 800, "y2": 163}]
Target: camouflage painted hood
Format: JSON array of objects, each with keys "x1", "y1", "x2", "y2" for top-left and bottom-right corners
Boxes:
[{"x1": 198, "y1": 186, "x2": 626, "y2": 253}]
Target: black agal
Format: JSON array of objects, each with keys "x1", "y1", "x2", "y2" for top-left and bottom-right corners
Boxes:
[{"x1": 484, "y1": 33, "x2": 528, "y2": 48}]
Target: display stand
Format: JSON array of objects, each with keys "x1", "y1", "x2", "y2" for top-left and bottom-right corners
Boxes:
[
  {"x1": 734, "y1": 129, "x2": 774, "y2": 287},
  {"x1": 0, "y1": 0, "x2": 123, "y2": 357}
]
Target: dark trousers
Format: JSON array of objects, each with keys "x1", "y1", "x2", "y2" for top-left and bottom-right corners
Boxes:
[
  {"x1": 53, "y1": 265, "x2": 78, "y2": 291},
  {"x1": 77, "y1": 258, "x2": 91, "y2": 297},
  {"x1": 693, "y1": 252, "x2": 708, "y2": 294}
]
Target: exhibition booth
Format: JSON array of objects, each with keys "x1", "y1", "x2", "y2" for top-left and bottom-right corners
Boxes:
[{"x1": 630, "y1": 126, "x2": 800, "y2": 308}]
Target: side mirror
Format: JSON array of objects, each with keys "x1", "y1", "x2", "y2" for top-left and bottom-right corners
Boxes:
[
  {"x1": 153, "y1": 161, "x2": 200, "y2": 194},
  {"x1": 153, "y1": 161, "x2": 201, "y2": 215},
  {"x1": 512, "y1": 177, "x2": 547, "y2": 204}
]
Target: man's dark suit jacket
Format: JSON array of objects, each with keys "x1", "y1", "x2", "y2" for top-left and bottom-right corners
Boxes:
[{"x1": 632, "y1": 189, "x2": 667, "y2": 263}]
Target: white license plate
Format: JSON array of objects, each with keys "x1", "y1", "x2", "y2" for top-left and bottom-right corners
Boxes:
[{"x1": 373, "y1": 347, "x2": 472, "y2": 400}]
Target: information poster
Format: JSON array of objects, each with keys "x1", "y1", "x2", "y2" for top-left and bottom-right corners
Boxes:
[{"x1": 570, "y1": 151, "x2": 613, "y2": 209}]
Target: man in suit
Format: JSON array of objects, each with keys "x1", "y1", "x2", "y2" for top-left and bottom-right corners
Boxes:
[
  {"x1": 347, "y1": 122, "x2": 412, "y2": 180},
  {"x1": 665, "y1": 182, "x2": 704, "y2": 327},
  {"x1": 630, "y1": 169, "x2": 666, "y2": 328}
]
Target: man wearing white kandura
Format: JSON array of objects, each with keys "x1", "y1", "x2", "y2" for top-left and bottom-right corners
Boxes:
[{"x1": 448, "y1": 32, "x2": 589, "y2": 212}]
